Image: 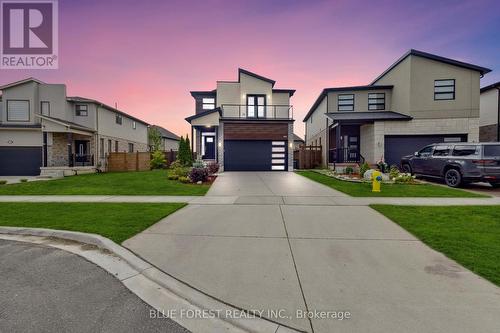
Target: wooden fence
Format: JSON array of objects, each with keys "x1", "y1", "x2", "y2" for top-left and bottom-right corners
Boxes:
[
  {"x1": 107, "y1": 152, "x2": 151, "y2": 172},
  {"x1": 163, "y1": 150, "x2": 178, "y2": 166},
  {"x1": 294, "y1": 145, "x2": 322, "y2": 169}
]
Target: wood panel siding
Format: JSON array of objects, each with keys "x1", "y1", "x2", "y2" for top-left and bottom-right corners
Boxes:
[{"x1": 223, "y1": 122, "x2": 289, "y2": 140}]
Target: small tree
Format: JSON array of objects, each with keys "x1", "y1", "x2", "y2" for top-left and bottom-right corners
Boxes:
[
  {"x1": 178, "y1": 136, "x2": 186, "y2": 165},
  {"x1": 184, "y1": 134, "x2": 193, "y2": 166},
  {"x1": 148, "y1": 127, "x2": 162, "y2": 152},
  {"x1": 150, "y1": 150, "x2": 166, "y2": 169}
]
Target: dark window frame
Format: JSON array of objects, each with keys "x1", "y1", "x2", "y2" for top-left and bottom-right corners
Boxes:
[
  {"x1": 115, "y1": 140, "x2": 119, "y2": 152},
  {"x1": 99, "y1": 138, "x2": 105, "y2": 158},
  {"x1": 40, "y1": 101, "x2": 50, "y2": 116},
  {"x1": 75, "y1": 104, "x2": 88, "y2": 117},
  {"x1": 115, "y1": 114, "x2": 123, "y2": 125},
  {"x1": 337, "y1": 94, "x2": 354, "y2": 111},
  {"x1": 128, "y1": 143, "x2": 134, "y2": 153},
  {"x1": 434, "y1": 79, "x2": 455, "y2": 101},
  {"x1": 202, "y1": 97, "x2": 216, "y2": 110},
  {"x1": 368, "y1": 93, "x2": 385, "y2": 110},
  {"x1": 132, "y1": 121, "x2": 136, "y2": 130},
  {"x1": 246, "y1": 94, "x2": 267, "y2": 118},
  {"x1": 6, "y1": 99, "x2": 30, "y2": 122}
]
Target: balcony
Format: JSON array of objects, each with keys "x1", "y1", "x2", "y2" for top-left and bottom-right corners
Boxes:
[{"x1": 221, "y1": 104, "x2": 293, "y2": 120}]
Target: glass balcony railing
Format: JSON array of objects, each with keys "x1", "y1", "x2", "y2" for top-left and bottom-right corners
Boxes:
[{"x1": 221, "y1": 104, "x2": 293, "y2": 119}]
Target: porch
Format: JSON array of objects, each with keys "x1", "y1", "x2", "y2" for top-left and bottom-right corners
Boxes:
[{"x1": 193, "y1": 125, "x2": 219, "y2": 161}]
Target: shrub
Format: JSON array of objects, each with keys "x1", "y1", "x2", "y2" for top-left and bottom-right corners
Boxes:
[
  {"x1": 172, "y1": 166, "x2": 189, "y2": 178},
  {"x1": 0, "y1": 180, "x2": 7, "y2": 185},
  {"x1": 359, "y1": 162, "x2": 370, "y2": 178},
  {"x1": 394, "y1": 173, "x2": 416, "y2": 184},
  {"x1": 150, "y1": 150, "x2": 166, "y2": 169},
  {"x1": 188, "y1": 167, "x2": 208, "y2": 183},
  {"x1": 376, "y1": 160, "x2": 389, "y2": 173},
  {"x1": 207, "y1": 162, "x2": 219, "y2": 175},
  {"x1": 389, "y1": 165, "x2": 400, "y2": 179},
  {"x1": 169, "y1": 159, "x2": 182, "y2": 169},
  {"x1": 167, "y1": 174, "x2": 179, "y2": 180},
  {"x1": 192, "y1": 158, "x2": 204, "y2": 168},
  {"x1": 178, "y1": 176, "x2": 190, "y2": 183},
  {"x1": 20, "y1": 179, "x2": 28, "y2": 183},
  {"x1": 344, "y1": 166, "x2": 354, "y2": 175}
]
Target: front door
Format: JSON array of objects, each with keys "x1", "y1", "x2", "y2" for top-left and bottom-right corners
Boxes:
[
  {"x1": 340, "y1": 125, "x2": 360, "y2": 162},
  {"x1": 202, "y1": 135, "x2": 216, "y2": 160},
  {"x1": 75, "y1": 140, "x2": 89, "y2": 163}
]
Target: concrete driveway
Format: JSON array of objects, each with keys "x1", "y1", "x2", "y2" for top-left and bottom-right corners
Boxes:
[{"x1": 124, "y1": 172, "x2": 500, "y2": 333}]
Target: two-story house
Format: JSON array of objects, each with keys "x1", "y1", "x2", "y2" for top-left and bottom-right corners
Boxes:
[
  {"x1": 186, "y1": 69, "x2": 295, "y2": 171},
  {"x1": 0, "y1": 78, "x2": 149, "y2": 176},
  {"x1": 304, "y1": 50, "x2": 491, "y2": 167},
  {"x1": 479, "y1": 82, "x2": 500, "y2": 142},
  {"x1": 150, "y1": 125, "x2": 180, "y2": 151}
]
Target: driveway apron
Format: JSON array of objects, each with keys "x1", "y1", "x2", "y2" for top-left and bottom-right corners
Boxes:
[{"x1": 124, "y1": 172, "x2": 500, "y2": 333}]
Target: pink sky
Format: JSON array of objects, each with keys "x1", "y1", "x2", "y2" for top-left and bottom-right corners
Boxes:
[{"x1": 1, "y1": 0, "x2": 499, "y2": 138}]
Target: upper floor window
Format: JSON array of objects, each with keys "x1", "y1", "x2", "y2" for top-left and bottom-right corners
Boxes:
[
  {"x1": 128, "y1": 143, "x2": 134, "y2": 153},
  {"x1": 247, "y1": 95, "x2": 266, "y2": 118},
  {"x1": 76, "y1": 104, "x2": 88, "y2": 116},
  {"x1": 116, "y1": 114, "x2": 122, "y2": 125},
  {"x1": 368, "y1": 93, "x2": 385, "y2": 110},
  {"x1": 338, "y1": 94, "x2": 354, "y2": 111},
  {"x1": 434, "y1": 79, "x2": 455, "y2": 100},
  {"x1": 41, "y1": 101, "x2": 50, "y2": 116},
  {"x1": 7, "y1": 100, "x2": 29, "y2": 121},
  {"x1": 132, "y1": 121, "x2": 136, "y2": 129},
  {"x1": 202, "y1": 98, "x2": 215, "y2": 110}
]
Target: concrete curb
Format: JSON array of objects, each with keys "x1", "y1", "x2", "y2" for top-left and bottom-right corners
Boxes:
[{"x1": 0, "y1": 227, "x2": 303, "y2": 333}]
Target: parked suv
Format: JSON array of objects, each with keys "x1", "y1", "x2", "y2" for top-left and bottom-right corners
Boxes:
[{"x1": 400, "y1": 143, "x2": 500, "y2": 187}]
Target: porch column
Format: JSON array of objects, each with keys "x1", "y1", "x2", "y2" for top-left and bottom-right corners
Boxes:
[
  {"x1": 336, "y1": 122, "x2": 341, "y2": 162},
  {"x1": 67, "y1": 133, "x2": 73, "y2": 167}
]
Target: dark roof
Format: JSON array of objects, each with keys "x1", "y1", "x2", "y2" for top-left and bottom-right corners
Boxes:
[
  {"x1": 372, "y1": 49, "x2": 492, "y2": 84},
  {"x1": 151, "y1": 125, "x2": 180, "y2": 141},
  {"x1": 67, "y1": 96, "x2": 149, "y2": 126},
  {"x1": 0, "y1": 123, "x2": 41, "y2": 129},
  {"x1": 481, "y1": 81, "x2": 500, "y2": 93},
  {"x1": 293, "y1": 133, "x2": 304, "y2": 142},
  {"x1": 239, "y1": 68, "x2": 276, "y2": 87},
  {"x1": 303, "y1": 85, "x2": 393, "y2": 122},
  {"x1": 185, "y1": 108, "x2": 221, "y2": 123},
  {"x1": 326, "y1": 111, "x2": 412, "y2": 122},
  {"x1": 273, "y1": 89, "x2": 296, "y2": 96},
  {"x1": 39, "y1": 115, "x2": 96, "y2": 132},
  {"x1": 190, "y1": 90, "x2": 216, "y2": 97},
  {"x1": 0, "y1": 77, "x2": 43, "y2": 90}
]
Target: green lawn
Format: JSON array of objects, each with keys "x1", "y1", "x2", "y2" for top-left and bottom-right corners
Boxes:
[
  {"x1": 0, "y1": 202, "x2": 186, "y2": 243},
  {"x1": 371, "y1": 205, "x2": 500, "y2": 286},
  {"x1": 0, "y1": 170, "x2": 209, "y2": 195},
  {"x1": 296, "y1": 170, "x2": 486, "y2": 197}
]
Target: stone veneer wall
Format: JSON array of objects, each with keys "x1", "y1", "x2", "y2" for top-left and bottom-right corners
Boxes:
[
  {"x1": 47, "y1": 133, "x2": 96, "y2": 167},
  {"x1": 479, "y1": 124, "x2": 499, "y2": 142},
  {"x1": 217, "y1": 124, "x2": 224, "y2": 172}
]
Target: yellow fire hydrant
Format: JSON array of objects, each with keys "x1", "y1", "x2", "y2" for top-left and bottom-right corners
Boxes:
[{"x1": 372, "y1": 170, "x2": 382, "y2": 192}]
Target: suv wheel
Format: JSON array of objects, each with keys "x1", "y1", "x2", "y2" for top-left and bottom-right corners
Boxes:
[
  {"x1": 444, "y1": 169, "x2": 462, "y2": 187},
  {"x1": 402, "y1": 163, "x2": 412, "y2": 174}
]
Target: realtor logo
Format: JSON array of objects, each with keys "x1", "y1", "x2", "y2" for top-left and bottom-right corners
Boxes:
[{"x1": 1, "y1": 0, "x2": 58, "y2": 69}]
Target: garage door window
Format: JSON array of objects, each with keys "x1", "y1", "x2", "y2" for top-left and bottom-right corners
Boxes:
[{"x1": 7, "y1": 100, "x2": 30, "y2": 121}]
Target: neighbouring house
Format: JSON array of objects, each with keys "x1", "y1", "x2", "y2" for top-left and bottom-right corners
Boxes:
[
  {"x1": 303, "y1": 49, "x2": 491, "y2": 167},
  {"x1": 186, "y1": 68, "x2": 295, "y2": 171},
  {"x1": 479, "y1": 82, "x2": 500, "y2": 142},
  {"x1": 293, "y1": 133, "x2": 305, "y2": 150},
  {"x1": 150, "y1": 125, "x2": 180, "y2": 151},
  {"x1": 0, "y1": 78, "x2": 149, "y2": 176}
]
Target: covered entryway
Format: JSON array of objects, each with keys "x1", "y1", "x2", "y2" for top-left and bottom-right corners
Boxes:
[
  {"x1": 224, "y1": 140, "x2": 288, "y2": 171},
  {"x1": 0, "y1": 146, "x2": 42, "y2": 176},
  {"x1": 384, "y1": 134, "x2": 467, "y2": 166}
]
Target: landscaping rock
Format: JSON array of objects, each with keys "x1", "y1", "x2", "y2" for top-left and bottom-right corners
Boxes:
[{"x1": 363, "y1": 169, "x2": 390, "y2": 181}]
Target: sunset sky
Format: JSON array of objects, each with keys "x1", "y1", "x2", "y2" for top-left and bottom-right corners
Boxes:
[{"x1": 1, "y1": 0, "x2": 499, "y2": 138}]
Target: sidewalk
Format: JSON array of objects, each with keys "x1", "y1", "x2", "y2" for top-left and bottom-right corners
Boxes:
[{"x1": 1, "y1": 194, "x2": 500, "y2": 206}]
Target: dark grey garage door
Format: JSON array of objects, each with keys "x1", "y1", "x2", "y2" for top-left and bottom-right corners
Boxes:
[
  {"x1": 0, "y1": 146, "x2": 42, "y2": 176},
  {"x1": 224, "y1": 140, "x2": 288, "y2": 171},
  {"x1": 384, "y1": 134, "x2": 467, "y2": 167}
]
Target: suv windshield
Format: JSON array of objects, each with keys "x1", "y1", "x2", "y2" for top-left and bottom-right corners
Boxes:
[
  {"x1": 483, "y1": 145, "x2": 500, "y2": 157},
  {"x1": 418, "y1": 146, "x2": 433, "y2": 156},
  {"x1": 452, "y1": 145, "x2": 478, "y2": 156}
]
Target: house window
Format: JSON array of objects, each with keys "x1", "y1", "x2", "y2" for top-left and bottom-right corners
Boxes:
[
  {"x1": 202, "y1": 98, "x2": 215, "y2": 110},
  {"x1": 128, "y1": 143, "x2": 134, "y2": 153},
  {"x1": 76, "y1": 104, "x2": 88, "y2": 116},
  {"x1": 7, "y1": 100, "x2": 29, "y2": 121},
  {"x1": 368, "y1": 93, "x2": 385, "y2": 110},
  {"x1": 100, "y1": 138, "x2": 105, "y2": 158},
  {"x1": 107, "y1": 139, "x2": 112, "y2": 154},
  {"x1": 132, "y1": 121, "x2": 136, "y2": 129},
  {"x1": 41, "y1": 101, "x2": 50, "y2": 116},
  {"x1": 115, "y1": 140, "x2": 119, "y2": 152},
  {"x1": 338, "y1": 94, "x2": 354, "y2": 111},
  {"x1": 116, "y1": 114, "x2": 122, "y2": 125},
  {"x1": 434, "y1": 79, "x2": 455, "y2": 100},
  {"x1": 247, "y1": 95, "x2": 266, "y2": 118}
]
